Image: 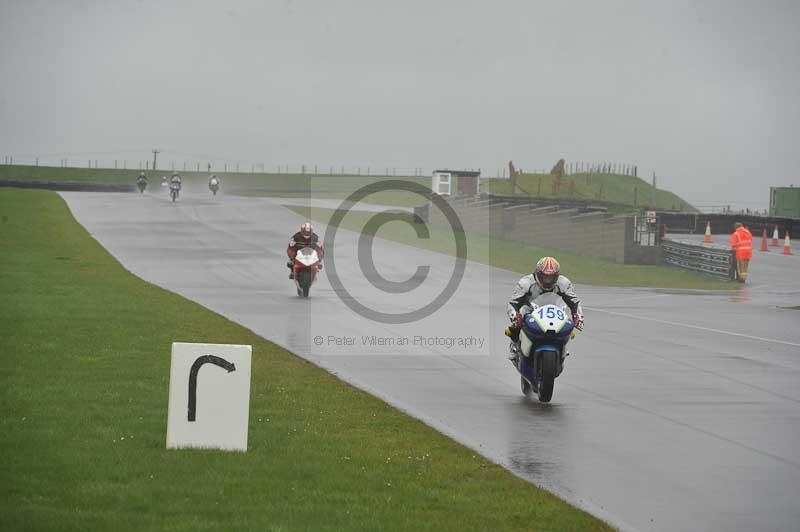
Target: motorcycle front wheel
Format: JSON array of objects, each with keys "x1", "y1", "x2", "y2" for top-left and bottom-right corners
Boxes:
[
  {"x1": 298, "y1": 269, "x2": 312, "y2": 298},
  {"x1": 537, "y1": 351, "x2": 558, "y2": 402}
]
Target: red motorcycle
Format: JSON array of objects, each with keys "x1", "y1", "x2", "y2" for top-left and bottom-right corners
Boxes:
[{"x1": 291, "y1": 246, "x2": 321, "y2": 297}]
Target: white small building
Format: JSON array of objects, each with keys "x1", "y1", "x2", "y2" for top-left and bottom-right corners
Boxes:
[{"x1": 432, "y1": 169, "x2": 480, "y2": 196}]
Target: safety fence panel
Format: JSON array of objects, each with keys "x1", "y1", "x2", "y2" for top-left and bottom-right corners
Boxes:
[{"x1": 661, "y1": 238, "x2": 735, "y2": 280}]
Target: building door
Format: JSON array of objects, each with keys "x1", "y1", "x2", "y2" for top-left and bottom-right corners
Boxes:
[{"x1": 457, "y1": 175, "x2": 477, "y2": 196}]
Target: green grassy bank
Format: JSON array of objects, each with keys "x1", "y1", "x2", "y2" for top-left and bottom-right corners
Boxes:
[
  {"x1": 287, "y1": 205, "x2": 733, "y2": 290},
  {"x1": 484, "y1": 172, "x2": 695, "y2": 213},
  {"x1": 1, "y1": 164, "x2": 697, "y2": 212},
  {"x1": 0, "y1": 188, "x2": 613, "y2": 532}
]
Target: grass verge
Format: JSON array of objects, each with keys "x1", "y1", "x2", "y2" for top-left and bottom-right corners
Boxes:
[
  {"x1": 484, "y1": 172, "x2": 695, "y2": 212},
  {"x1": 0, "y1": 188, "x2": 613, "y2": 532},
  {"x1": 287, "y1": 205, "x2": 734, "y2": 290}
]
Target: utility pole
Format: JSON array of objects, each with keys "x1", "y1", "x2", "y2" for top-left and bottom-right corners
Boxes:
[
  {"x1": 651, "y1": 172, "x2": 657, "y2": 208},
  {"x1": 152, "y1": 149, "x2": 160, "y2": 171}
]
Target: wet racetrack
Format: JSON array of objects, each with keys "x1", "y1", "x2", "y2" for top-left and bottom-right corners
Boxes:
[{"x1": 61, "y1": 190, "x2": 800, "y2": 532}]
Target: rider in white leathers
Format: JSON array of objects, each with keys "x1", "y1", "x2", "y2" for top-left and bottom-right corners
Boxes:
[{"x1": 506, "y1": 257, "x2": 584, "y2": 358}]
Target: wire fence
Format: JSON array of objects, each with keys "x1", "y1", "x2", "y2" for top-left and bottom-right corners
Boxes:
[
  {"x1": 0, "y1": 155, "x2": 443, "y2": 177},
  {"x1": 1, "y1": 153, "x2": 638, "y2": 179},
  {"x1": 491, "y1": 161, "x2": 639, "y2": 178}
]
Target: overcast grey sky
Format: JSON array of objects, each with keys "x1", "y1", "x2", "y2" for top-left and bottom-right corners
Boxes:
[{"x1": 1, "y1": 0, "x2": 798, "y2": 209}]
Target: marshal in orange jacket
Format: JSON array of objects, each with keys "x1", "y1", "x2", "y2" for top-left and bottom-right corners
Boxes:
[{"x1": 730, "y1": 226, "x2": 753, "y2": 260}]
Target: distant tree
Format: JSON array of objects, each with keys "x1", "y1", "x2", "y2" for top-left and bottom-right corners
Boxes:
[{"x1": 550, "y1": 158, "x2": 565, "y2": 195}]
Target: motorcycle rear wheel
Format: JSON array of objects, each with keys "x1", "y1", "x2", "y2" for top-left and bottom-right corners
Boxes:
[{"x1": 521, "y1": 376, "x2": 534, "y2": 397}]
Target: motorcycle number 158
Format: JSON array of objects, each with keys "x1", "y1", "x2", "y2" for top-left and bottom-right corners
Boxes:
[{"x1": 536, "y1": 306, "x2": 565, "y2": 321}]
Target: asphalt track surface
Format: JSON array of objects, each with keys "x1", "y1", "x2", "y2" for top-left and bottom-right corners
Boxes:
[{"x1": 61, "y1": 190, "x2": 800, "y2": 532}]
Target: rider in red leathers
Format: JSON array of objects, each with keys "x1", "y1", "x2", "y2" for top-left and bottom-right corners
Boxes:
[{"x1": 287, "y1": 222, "x2": 324, "y2": 279}]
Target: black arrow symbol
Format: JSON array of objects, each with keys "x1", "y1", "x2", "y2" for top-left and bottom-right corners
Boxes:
[{"x1": 187, "y1": 355, "x2": 236, "y2": 422}]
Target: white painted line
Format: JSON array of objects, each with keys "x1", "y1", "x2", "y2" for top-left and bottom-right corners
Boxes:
[
  {"x1": 601, "y1": 293, "x2": 672, "y2": 305},
  {"x1": 585, "y1": 307, "x2": 800, "y2": 347}
]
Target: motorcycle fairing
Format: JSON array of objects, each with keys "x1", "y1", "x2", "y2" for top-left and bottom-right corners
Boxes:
[{"x1": 294, "y1": 247, "x2": 319, "y2": 267}]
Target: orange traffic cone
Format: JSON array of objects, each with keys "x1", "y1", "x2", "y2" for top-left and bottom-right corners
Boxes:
[
  {"x1": 771, "y1": 225, "x2": 779, "y2": 246},
  {"x1": 783, "y1": 232, "x2": 793, "y2": 255},
  {"x1": 760, "y1": 228, "x2": 769, "y2": 252},
  {"x1": 703, "y1": 221, "x2": 713, "y2": 243}
]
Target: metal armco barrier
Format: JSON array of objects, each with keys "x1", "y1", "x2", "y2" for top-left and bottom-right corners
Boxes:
[{"x1": 661, "y1": 238, "x2": 735, "y2": 280}]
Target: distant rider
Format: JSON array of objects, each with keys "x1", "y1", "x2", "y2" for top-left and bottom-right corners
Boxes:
[
  {"x1": 137, "y1": 171, "x2": 147, "y2": 184},
  {"x1": 170, "y1": 172, "x2": 182, "y2": 188},
  {"x1": 506, "y1": 256, "x2": 584, "y2": 359},
  {"x1": 209, "y1": 174, "x2": 220, "y2": 187},
  {"x1": 286, "y1": 222, "x2": 324, "y2": 279}
]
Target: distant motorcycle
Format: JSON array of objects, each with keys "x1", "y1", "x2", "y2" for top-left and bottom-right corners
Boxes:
[
  {"x1": 209, "y1": 177, "x2": 219, "y2": 196},
  {"x1": 291, "y1": 246, "x2": 321, "y2": 298},
  {"x1": 137, "y1": 178, "x2": 147, "y2": 194},
  {"x1": 507, "y1": 293, "x2": 576, "y2": 402},
  {"x1": 169, "y1": 181, "x2": 181, "y2": 202}
]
